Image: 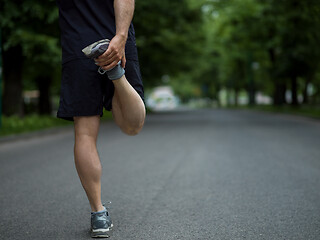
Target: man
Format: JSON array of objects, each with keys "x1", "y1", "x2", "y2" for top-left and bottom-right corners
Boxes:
[{"x1": 56, "y1": 0, "x2": 145, "y2": 237}]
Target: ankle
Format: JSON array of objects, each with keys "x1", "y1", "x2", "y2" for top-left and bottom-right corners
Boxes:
[
  {"x1": 112, "y1": 74, "x2": 126, "y2": 83},
  {"x1": 91, "y1": 204, "x2": 105, "y2": 213},
  {"x1": 107, "y1": 63, "x2": 125, "y2": 80}
]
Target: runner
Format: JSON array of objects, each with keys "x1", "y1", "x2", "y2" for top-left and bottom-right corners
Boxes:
[{"x1": 56, "y1": 0, "x2": 145, "y2": 237}]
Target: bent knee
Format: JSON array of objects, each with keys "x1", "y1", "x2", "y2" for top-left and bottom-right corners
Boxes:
[
  {"x1": 122, "y1": 127, "x2": 142, "y2": 136},
  {"x1": 121, "y1": 123, "x2": 144, "y2": 136}
]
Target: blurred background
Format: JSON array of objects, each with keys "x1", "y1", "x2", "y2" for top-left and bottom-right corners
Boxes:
[
  {"x1": 0, "y1": 0, "x2": 320, "y2": 135},
  {"x1": 1, "y1": 2, "x2": 320, "y2": 238}
]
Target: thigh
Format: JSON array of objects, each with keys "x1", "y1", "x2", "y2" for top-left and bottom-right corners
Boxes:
[
  {"x1": 124, "y1": 59, "x2": 144, "y2": 101},
  {"x1": 103, "y1": 59, "x2": 145, "y2": 111}
]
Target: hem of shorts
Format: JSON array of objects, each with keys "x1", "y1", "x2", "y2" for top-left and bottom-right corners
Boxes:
[{"x1": 57, "y1": 112, "x2": 104, "y2": 121}]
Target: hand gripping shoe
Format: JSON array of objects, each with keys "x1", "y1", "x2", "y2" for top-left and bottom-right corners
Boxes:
[{"x1": 82, "y1": 39, "x2": 125, "y2": 80}]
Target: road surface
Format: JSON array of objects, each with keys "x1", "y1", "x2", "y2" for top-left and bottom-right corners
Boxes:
[{"x1": 0, "y1": 109, "x2": 320, "y2": 239}]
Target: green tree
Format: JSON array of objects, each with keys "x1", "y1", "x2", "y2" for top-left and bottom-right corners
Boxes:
[
  {"x1": 0, "y1": 0, "x2": 60, "y2": 116},
  {"x1": 206, "y1": 0, "x2": 266, "y2": 105},
  {"x1": 204, "y1": 0, "x2": 320, "y2": 106},
  {"x1": 259, "y1": 0, "x2": 320, "y2": 106},
  {"x1": 134, "y1": 0, "x2": 206, "y2": 88}
]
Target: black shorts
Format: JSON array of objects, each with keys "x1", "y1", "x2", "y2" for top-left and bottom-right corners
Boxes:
[{"x1": 57, "y1": 57, "x2": 144, "y2": 121}]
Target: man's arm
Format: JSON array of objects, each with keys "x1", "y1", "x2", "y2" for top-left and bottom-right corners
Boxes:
[
  {"x1": 96, "y1": 0, "x2": 135, "y2": 70},
  {"x1": 114, "y1": 0, "x2": 135, "y2": 40}
]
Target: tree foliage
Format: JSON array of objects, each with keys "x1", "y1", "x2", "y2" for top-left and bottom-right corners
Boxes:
[
  {"x1": 1, "y1": 0, "x2": 60, "y2": 63},
  {"x1": 1, "y1": 0, "x2": 320, "y2": 117},
  {"x1": 134, "y1": 0, "x2": 206, "y2": 87},
  {"x1": 203, "y1": 0, "x2": 320, "y2": 105},
  {"x1": 1, "y1": 0, "x2": 60, "y2": 116}
]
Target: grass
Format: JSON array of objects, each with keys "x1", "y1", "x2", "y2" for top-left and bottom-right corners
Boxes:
[
  {"x1": 228, "y1": 104, "x2": 320, "y2": 119},
  {"x1": 0, "y1": 110, "x2": 113, "y2": 137},
  {"x1": 0, "y1": 115, "x2": 71, "y2": 137}
]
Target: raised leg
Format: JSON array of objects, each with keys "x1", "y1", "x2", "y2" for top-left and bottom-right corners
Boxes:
[
  {"x1": 112, "y1": 75, "x2": 146, "y2": 135},
  {"x1": 74, "y1": 116, "x2": 104, "y2": 212}
]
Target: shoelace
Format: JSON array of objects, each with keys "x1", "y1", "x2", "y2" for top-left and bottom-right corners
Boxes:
[
  {"x1": 104, "y1": 201, "x2": 112, "y2": 211},
  {"x1": 98, "y1": 67, "x2": 107, "y2": 75},
  {"x1": 97, "y1": 61, "x2": 122, "y2": 75}
]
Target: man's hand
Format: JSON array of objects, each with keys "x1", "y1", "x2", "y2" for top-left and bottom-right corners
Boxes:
[{"x1": 95, "y1": 34, "x2": 127, "y2": 70}]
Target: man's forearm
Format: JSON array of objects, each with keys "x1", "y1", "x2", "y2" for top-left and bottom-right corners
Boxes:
[
  {"x1": 114, "y1": 0, "x2": 135, "y2": 40},
  {"x1": 96, "y1": 0, "x2": 134, "y2": 69}
]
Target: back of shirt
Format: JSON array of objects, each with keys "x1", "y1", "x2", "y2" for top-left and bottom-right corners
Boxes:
[{"x1": 57, "y1": 0, "x2": 137, "y2": 64}]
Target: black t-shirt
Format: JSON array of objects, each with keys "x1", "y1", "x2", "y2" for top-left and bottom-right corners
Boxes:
[{"x1": 56, "y1": 0, "x2": 138, "y2": 64}]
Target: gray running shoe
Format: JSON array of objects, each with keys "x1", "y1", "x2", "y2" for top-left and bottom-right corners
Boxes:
[
  {"x1": 91, "y1": 206, "x2": 113, "y2": 238},
  {"x1": 82, "y1": 39, "x2": 110, "y2": 59}
]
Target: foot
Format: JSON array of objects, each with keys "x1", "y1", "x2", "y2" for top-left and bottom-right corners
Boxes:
[
  {"x1": 99, "y1": 61, "x2": 125, "y2": 80},
  {"x1": 82, "y1": 39, "x2": 125, "y2": 80},
  {"x1": 91, "y1": 206, "x2": 113, "y2": 238},
  {"x1": 82, "y1": 39, "x2": 110, "y2": 59}
]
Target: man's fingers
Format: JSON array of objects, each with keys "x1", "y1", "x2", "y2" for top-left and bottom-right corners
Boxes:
[
  {"x1": 121, "y1": 56, "x2": 126, "y2": 68},
  {"x1": 102, "y1": 61, "x2": 119, "y2": 70},
  {"x1": 96, "y1": 51, "x2": 114, "y2": 62},
  {"x1": 102, "y1": 47, "x2": 113, "y2": 58},
  {"x1": 101, "y1": 55, "x2": 121, "y2": 70},
  {"x1": 95, "y1": 53, "x2": 115, "y2": 64},
  {"x1": 95, "y1": 53, "x2": 123, "y2": 67},
  {"x1": 99, "y1": 44, "x2": 121, "y2": 59},
  {"x1": 96, "y1": 48, "x2": 122, "y2": 62},
  {"x1": 96, "y1": 56, "x2": 126, "y2": 70}
]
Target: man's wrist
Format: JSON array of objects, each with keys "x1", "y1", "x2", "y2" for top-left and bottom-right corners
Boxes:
[{"x1": 116, "y1": 32, "x2": 128, "y2": 41}]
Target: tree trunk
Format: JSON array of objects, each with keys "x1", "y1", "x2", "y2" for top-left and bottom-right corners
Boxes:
[
  {"x1": 268, "y1": 48, "x2": 285, "y2": 106},
  {"x1": 246, "y1": 52, "x2": 255, "y2": 106},
  {"x1": 248, "y1": 88, "x2": 255, "y2": 106},
  {"x1": 291, "y1": 75, "x2": 298, "y2": 106},
  {"x1": 2, "y1": 46, "x2": 24, "y2": 116},
  {"x1": 234, "y1": 88, "x2": 238, "y2": 107},
  {"x1": 215, "y1": 83, "x2": 221, "y2": 107},
  {"x1": 226, "y1": 89, "x2": 230, "y2": 106},
  {"x1": 36, "y1": 75, "x2": 52, "y2": 115},
  {"x1": 273, "y1": 83, "x2": 286, "y2": 106},
  {"x1": 302, "y1": 78, "x2": 310, "y2": 104}
]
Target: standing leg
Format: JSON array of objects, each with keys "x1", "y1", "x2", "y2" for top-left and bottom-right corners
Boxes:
[
  {"x1": 74, "y1": 115, "x2": 104, "y2": 212},
  {"x1": 112, "y1": 75, "x2": 146, "y2": 136}
]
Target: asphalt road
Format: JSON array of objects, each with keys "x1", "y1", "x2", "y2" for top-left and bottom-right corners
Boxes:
[{"x1": 0, "y1": 109, "x2": 320, "y2": 240}]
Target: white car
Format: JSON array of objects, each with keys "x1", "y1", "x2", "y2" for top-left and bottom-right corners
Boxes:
[{"x1": 146, "y1": 86, "x2": 180, "y2": 111}]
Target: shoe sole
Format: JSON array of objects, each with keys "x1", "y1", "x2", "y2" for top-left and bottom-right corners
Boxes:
[
  {"x1": 86, "y1": 42, "x2": 109, "y2": 59},
  {"x1": 82, "y1": 39, "x2": 110, "y2": 59},
  {"x1": 91, "y1": 224, "x2": 113, "y2": 238}
]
